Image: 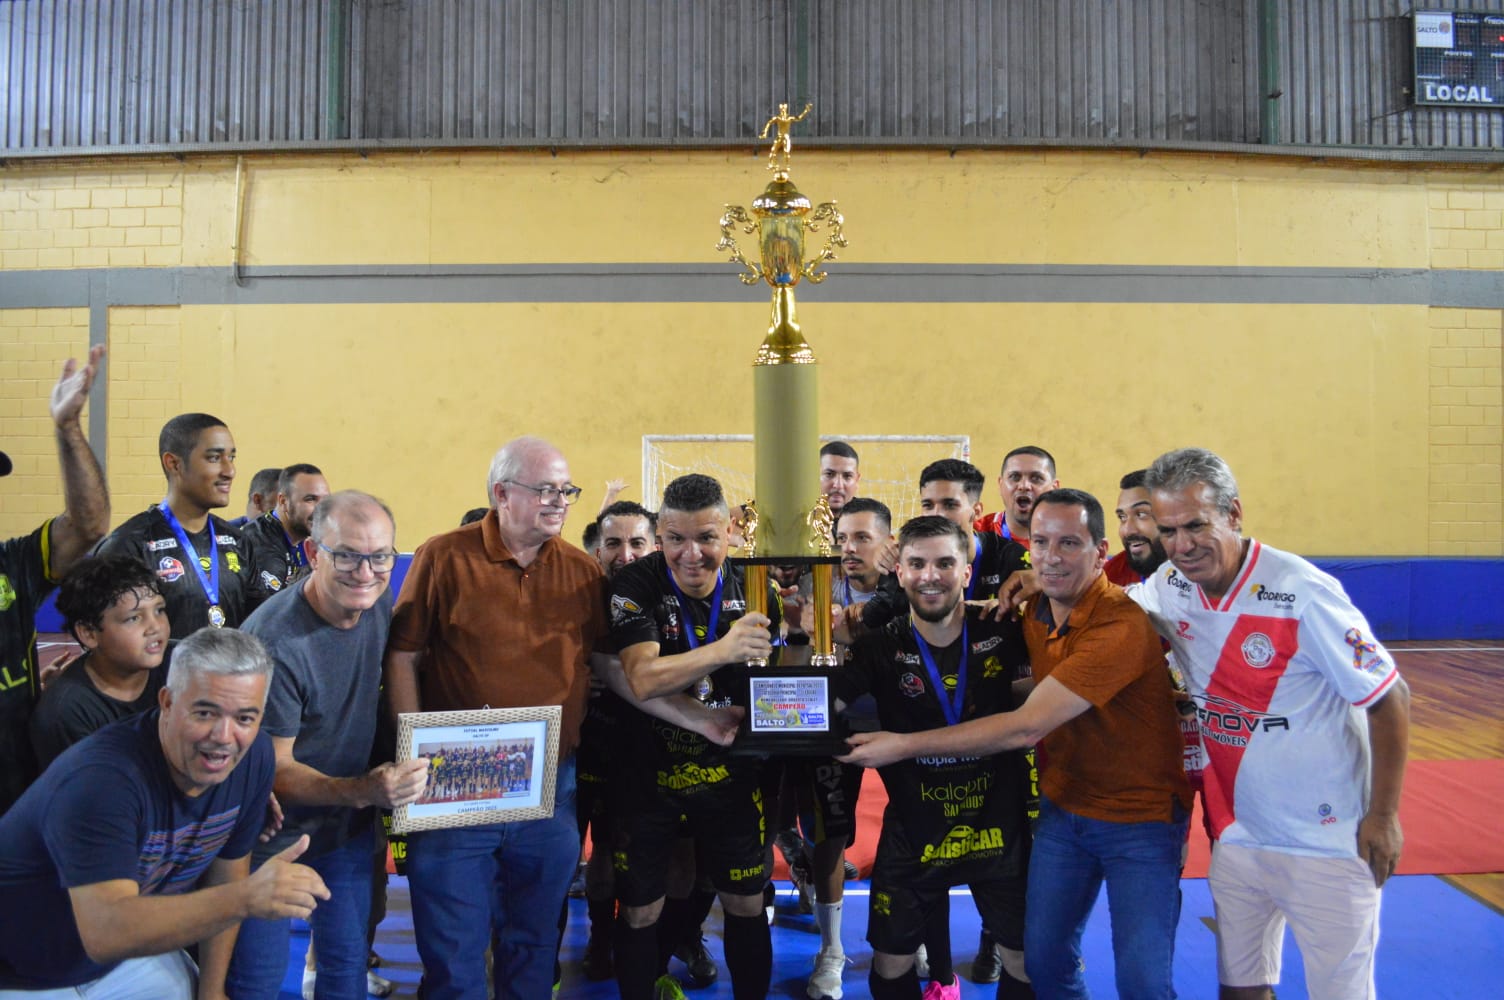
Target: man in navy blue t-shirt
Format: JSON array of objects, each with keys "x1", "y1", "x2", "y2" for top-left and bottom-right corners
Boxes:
[{"x1": 0, "y1": 628, "x2": 329, "y2": 998}]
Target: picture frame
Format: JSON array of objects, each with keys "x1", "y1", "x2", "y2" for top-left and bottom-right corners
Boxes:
[{"x1": 391, "y1": 705, "x2": 561, "y2": 834}]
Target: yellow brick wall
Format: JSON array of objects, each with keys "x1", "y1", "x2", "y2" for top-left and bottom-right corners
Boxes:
[
  {"x1": 0, "y1": 308, "x2": 90, "y2": 525},
  {"x1": 0, "y1": 150, "x2": 1500, "y2": 555},
  {"x1": 1427, "y1": 309, "x2": 1503, "y2": 555}
]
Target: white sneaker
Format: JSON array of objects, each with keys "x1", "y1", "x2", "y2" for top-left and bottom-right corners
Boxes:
[
  {"x1": 914, "y1": 942, "x2": 930, "y2": 979},
  {"x1": 807, "y1": 947, "x2": 848, "y2": 1000},
  {"x1": 366, "y1": 969, "x2": 395, "y2": 998},
  {"x1": 301, "y1": 969, "x2": 316, "y2": 1000}
]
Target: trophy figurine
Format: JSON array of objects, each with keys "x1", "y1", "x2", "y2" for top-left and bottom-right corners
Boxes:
[{"x1": 717, "y1": 105, "x2": 850, "y2": 755}]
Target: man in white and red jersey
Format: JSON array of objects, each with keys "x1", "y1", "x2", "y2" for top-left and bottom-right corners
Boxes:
[{"x1": 1135, "y1": 447, "x2": 1410, "y2": 1000}]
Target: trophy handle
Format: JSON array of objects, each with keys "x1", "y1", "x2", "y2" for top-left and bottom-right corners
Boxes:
[
  {"x1": 717, "y1": 205, "x2": 763, "y2": 285},
  {"x1": 801, "y1": 202, "x2": 848, "y2": 285}
]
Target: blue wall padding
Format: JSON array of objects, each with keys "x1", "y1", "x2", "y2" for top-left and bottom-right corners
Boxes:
[{"x1": 31, "y1": 554, "x2": 1504, "y2": 642}]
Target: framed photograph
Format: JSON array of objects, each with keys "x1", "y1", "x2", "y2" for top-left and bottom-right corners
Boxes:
[{"x1": 391, "y1": 705, "x2": 562, "y2": 834}]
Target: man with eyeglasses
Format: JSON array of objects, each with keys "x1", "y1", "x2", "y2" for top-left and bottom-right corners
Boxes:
[
  {"x1": 225, "y1": 491, "x2": 427, "y2": 999},
  {"x1": 384, "y1": 436, "x2": 609, "y2": 1000}
]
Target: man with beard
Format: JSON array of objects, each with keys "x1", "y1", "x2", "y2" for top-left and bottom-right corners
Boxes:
[
  {"x1": 819, "y1": 441, "x2": 862, "y2": 518},
  {"x1": 96, "y1": 413, "x2": 269, "y2": 638},
  {"x1": 242, "y1": 463, "x2": 331, "y2": 594},
  {"x1": 844, "y1": 490, "x2": 1192, "y2": 1000},
  {"x1": 1105, "y1": 470, "x2": 1168, "y2": 585},
  {"x1": 835, "y1": 516, "x2": 1033, "y2": 1000},
  {"x1": 975, "y1": 447, "x2": 1058, "y2": 547}
]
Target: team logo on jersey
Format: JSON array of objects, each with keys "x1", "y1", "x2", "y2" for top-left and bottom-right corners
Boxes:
[
  {"x1": 609, "y1": 594, "x2": 641, "y2": 624},
  {"x1": 260, "y1": 571, "x2": 283, "y2": 592},
  {"x1": 899, "y1": 672, "x2": 926, "y2": 698},
  {"x1": 156, "y1": 556, "x2": 185, "y2": 583},
  {"x1": 982, "y1": 654, "x2": 1005, "y2": 679},
  {"x1": 0, "y1": 574, "x2": 14, "y2": 612},
  {"x1": 146, "y1": 538, "x2": 177, "y2": 552},
  {"x1": 1241, "y1": 632, "x2": 1276, "y2": 668},
  {"x1": 225, "y1": 552, "x2": 241, "y2": 573},
  {"x1": 1175, "y1": 620, "x2": 1193, "y2": 640},
  {"x1": 1250, "y1": 583, "x2": 1296, "y2": 606},
  {"x1": 1166, "y1": 569, "x2": 1192, "y2": 594}
]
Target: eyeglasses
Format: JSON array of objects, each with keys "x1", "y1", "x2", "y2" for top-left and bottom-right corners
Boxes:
[
  {"x1": 505, "y1": 481, "x2": 584, "y2": 506},
  {"x1": 317, "y1": 543, "x2": 397, "y2": 573}
]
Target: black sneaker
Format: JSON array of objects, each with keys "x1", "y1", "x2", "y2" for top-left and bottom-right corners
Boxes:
[
  {"x1": 842, "y1": 858, "x2": 860, "y2": 880},
  {"x1": 971, "y1": 929, "x2": 1003, "y2": 984},
  {"x1": 673, "y1": 936, "x2": 719, "y2": 989}
]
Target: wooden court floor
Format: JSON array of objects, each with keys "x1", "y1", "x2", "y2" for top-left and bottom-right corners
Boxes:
[{"x1": 1391, "y1": 639, "x2": 1504, "y2": 913}]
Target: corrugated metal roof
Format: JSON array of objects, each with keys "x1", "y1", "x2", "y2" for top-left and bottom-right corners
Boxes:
[{"x1": 1, "y1": 0, "x2": 1499, "y2": 154}]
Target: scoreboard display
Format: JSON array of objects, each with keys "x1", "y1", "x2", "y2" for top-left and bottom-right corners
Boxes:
[{"x1": 1413, "y1": 9, "x2": 1504, "y2": 107}]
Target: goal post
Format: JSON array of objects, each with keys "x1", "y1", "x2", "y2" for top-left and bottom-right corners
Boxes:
[{"x1": 642, "y1": 434, "x2": 971, "y2": 527}]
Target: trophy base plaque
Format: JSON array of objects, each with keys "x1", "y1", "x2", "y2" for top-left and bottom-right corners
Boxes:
[{"x1": 731, "y1": 665, "x2": 850, "y2": 757}]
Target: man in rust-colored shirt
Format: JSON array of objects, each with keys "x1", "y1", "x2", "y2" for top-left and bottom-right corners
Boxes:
[
  {"x1": 384, "y1": 436, "x2": 607, "y2": 1000},
  {"x1": 843, "y1": 488, "x2": 1191, "y2": 1000}
]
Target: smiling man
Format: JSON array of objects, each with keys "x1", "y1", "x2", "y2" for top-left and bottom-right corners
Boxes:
[
  {"x1": 0, "y1": 627, "x2": 328, "y2": 998},
  {"x1": 227, "y1": 491, "x2": 426, "y2": 1000},
  {"x1": 1136, "y1": 448, "x2": 1409, "y2": 1000},
  {"x1": 242, "y1": 463, "x2": 331, "y2": 594},
  {"x1": 1104, "y1": 470, "x2": 1169, "y2": 586},
  {"x1": 609, "y1": 473, "x2": 779, "y2": 1000},
  {"x1": 97, "y1": 413, "x2": 270, "y2": 637},
  {"x1": 385, "y1": 436, "x2": 608, "y2": 1000},
  {"x1": 844, "y1": 489, "x2": 1192, "y2": 1000}
]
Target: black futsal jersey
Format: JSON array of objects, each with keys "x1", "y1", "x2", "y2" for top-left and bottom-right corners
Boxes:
[
  {"x1": 971, "y1": 531, "x2": 1030, "y2": 601},
  {"x1": 240, "y1": 511, "x2": 308, "y2": 594},
  {"x1": 839, "y1": 605, "x2": 1032, "y2": 883},
  {"x1": 608, "y1": 552, "x2": 781, "y2": 795},
  {"x1": 96, "y1": 507, "x2": 269, "y2": 639},
  {"x1": 0, "y1": 522, "x2": 58, "y2": 813}
]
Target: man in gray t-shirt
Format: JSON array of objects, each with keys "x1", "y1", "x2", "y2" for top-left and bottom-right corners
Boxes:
[{"x1": 225, "y1": 491, "x2": 428, "y2": 1000}]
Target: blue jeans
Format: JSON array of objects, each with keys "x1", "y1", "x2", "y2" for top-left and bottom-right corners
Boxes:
[
  {"x1": 1024, "y1": 796, "x2": 1187, "y2": 1000},
  {"x1": 406, "y1": 756, "x2": 578, "y2": 1000},
  {"x1": 226, "y1": 825, "x2": 375, "y2": 1000}
]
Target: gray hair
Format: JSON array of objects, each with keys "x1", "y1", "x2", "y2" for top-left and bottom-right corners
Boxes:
[
  {"x1": 1144, "y1": 448, "x2": 1240, "y2": 515},
  {"x1": 309, "y1": 490, "x2": 396, "y2": 547},
  {"x1": 166, "y1": 627, "x2": 274, "y2": 697},
  {"x1": 485, "y1": 436, "x2": 556, "y2": 505}
]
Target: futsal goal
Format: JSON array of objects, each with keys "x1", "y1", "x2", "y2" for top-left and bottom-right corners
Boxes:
[{"x1": 642, "y1": 434, "x2": 971, "y2": 526}]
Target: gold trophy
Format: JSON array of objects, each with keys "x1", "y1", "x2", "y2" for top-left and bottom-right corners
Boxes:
[{"x1": 718, "y1": 104, "x2": 849, "y2": 755}]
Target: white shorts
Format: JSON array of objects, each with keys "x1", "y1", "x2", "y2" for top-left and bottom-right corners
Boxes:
[
  {"x1": 1208, "y1": 841, "x2": 1380, "y2": 1000},
  {"x1": 0, "y1": 950, "x2": 196, "y2": 1000}
]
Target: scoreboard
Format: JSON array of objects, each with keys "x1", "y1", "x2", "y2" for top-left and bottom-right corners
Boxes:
[{"x1": 1413, "y1": 9, "x2": 1504, "y2": 108}]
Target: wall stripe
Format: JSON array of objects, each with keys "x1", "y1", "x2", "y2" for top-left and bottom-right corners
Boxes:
[{"x1": 2, "y1": 263, "x2": 1499, "y2": 309}]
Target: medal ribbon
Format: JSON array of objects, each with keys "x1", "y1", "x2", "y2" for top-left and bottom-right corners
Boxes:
[
  {"x1": 965, "y1": 535, "x2": 982, "y2": 600},
  {"x1": 159, "y1": 500, "x2": 221, "y2": 606},
  {"x1": 667, "y1": 566, "x2": 724, "y2": 651},
  {"x1": 912, "y1": 620, "x2": 968, "y2": 727}
]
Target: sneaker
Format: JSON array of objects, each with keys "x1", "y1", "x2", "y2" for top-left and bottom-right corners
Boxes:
[
  {"x1": 583, "y1": 930, "x2": 614, "y2": 981},
  {"x1": 790, "y1": 856, "x2": 815, "y2": 914},
  {"x1": 653, "y1": 973, "x2": 689, "y2": 1000},
  {"x1": 568, "y1": 860, "x2": 587, "y2": 899},
  {"x1": 842, "y1": 858, "x2": 860, "y2": 880},
  {"x1": 366, "y1": 970, "x2": 395, "y2": 998},
  {"x1": 672, "y1": 936, "x2": 719, "y2": 988},
  {"x1": 764, "y1": 882, "x2": 776, "y2": 925},
  {"x1": 914, "y1": 943, "x2": 929, "y2": 980},
  {"x1": 921, "y1": 973, "x2": 961, "y2": 1000},
  {"x1": 806, "y1": 946, "x2": 848, "y2": 999},
  {"x1": 301, "y1": 969, "x2": 316, "y2": 1000},
  {"x1": 774, "y1": 827, "x2": 807, "y2": 870},
  {"x1": 970, "y1": 930, "x2": 1002, "y2": 984}
]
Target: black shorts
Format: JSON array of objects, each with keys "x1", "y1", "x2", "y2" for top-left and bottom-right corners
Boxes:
[
  {"x1": 867, "y1": 869, "x2": 1026, "y2": 956},
  {"x1": 787, "y1": 756, "x2": 864, "y2": 846},
  {"x1": 613, "y1": 762, "x2": 770, "y2": 906}
]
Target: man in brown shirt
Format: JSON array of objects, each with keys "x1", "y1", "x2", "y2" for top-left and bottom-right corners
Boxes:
[
  {"x1": 843, "y1": 488, "x2": 1192, "y2": 1000},
  {"x1": 384, "y1": 436, "x2": 607, "y2": 1000}
]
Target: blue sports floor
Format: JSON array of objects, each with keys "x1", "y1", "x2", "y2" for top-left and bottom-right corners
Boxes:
[{"x1": 269, "y1": 873, "x2": 1503, "y2": 999}]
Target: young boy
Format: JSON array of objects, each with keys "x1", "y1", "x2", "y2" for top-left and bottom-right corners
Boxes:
[{"x1": 31, "y1": 556, "x2": 171, "y2": 769}]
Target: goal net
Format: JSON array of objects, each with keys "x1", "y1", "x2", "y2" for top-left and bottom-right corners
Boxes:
[{"x1": 642, "y1": 434, "x2": 971, "y2": 526}]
